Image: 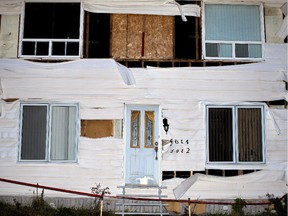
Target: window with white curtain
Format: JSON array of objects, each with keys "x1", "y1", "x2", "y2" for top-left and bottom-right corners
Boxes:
[
  {"x1": 204, "y1": 4, "x2": 264, "y2": 60},
  {"x1": 206, "y1": 105, "x2": 265, "y2": 164},
  {"x1": 19, "y1": 103, "x2": 78, "y2": 162}
]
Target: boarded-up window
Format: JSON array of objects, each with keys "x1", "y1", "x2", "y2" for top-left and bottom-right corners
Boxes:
[
  {"x1": 20, "y1": 104, "x2": 78, "y2": 162},
  {"x1": 81, "y1": 120, "x2": 114, "y2": 138},
  {"x1": 111, "y1": 14, "x2": 173, "y2": 59},
  {"x1": 207, "y1": 106, "x2": 264, "y2": 163}
]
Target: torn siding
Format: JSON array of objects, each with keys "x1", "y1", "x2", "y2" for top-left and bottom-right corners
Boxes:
[
  {"x1": 0, "y1": 43, "x2": 287, "y2": 198},
  {"x1": 173, "y1": 170, "x2": 287, "y2": 200}
]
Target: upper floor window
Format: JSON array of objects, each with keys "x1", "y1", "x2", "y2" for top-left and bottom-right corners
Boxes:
[
  {"x1": 19, "y1": 103, "x2": 79, "y2": 162},
  {"x1": 19, "y1": 3, "x2": 82, "y2": 59},
  {"x1": 206, "y1": 105, "x2": 265, "y2": 164},
  {"x1": 203, "y1": 4, "x2": 264, "y2": 60}
]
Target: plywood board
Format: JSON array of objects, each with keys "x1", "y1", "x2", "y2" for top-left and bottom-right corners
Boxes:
[{"x1": 111, "y1": 14, "x2": 173, "y2": 59}]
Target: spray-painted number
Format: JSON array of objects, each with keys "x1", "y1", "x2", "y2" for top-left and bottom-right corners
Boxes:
[
  {"x1": 170, "y1": 148, "x2": 190, "y2": 154},
  {"x1": 169, "y1": 139, "x2": 190, "y2": 154}
]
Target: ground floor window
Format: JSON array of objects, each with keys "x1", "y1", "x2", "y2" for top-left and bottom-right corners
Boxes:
[
  {"x1": 206, "y1": 105, "x2": 265, "y2": 164},
  {"x1": 19, "y1": 103, "x2": 79, "y2": 162}
]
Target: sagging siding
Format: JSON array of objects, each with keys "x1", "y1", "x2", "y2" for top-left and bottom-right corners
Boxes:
[{"x1": 0, "y1": 45, "x2": 287, "y2": 198}]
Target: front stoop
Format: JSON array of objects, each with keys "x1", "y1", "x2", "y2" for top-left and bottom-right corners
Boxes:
[{"x1": 115, "y1": 185, "x2": 169, "y2": 215}]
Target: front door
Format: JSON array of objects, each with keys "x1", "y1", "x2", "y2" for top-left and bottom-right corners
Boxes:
[{"x1": 125, "y1": 105, "x2": 160, "y2": 186}]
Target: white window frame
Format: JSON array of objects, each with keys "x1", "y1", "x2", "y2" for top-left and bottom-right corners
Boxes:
[
  {"x1": 202, "y1": 2, "x2": 265, "y2": 61},
  {"x1": 18, "y1": 1, "x2": 84, "y2": 59},
  {"x1": 206, "y1": 104, "x2": 266, "y2": 165},
  {"x1": 19, "y1": 102, "x2": 79, "y2": 162}
]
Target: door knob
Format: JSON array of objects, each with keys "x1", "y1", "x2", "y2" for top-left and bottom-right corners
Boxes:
[{"x1": 154, "y1": 142, "x2": 158, "y2": 160}]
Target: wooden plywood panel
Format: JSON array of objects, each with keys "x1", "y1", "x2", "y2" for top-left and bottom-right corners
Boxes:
[
  {"x1": 81, "y1": 120, "x2": 114, "y2": 138},
  {"x1": 111, "y1": 14, "x2": 173, "y2": 59},
  {"x1": 145, "y1": 15, "x2": 173, "y2": 59},
  {"x1": 111, "y1": 14, "x2": 127, "y2": 58},
  {"x1": 127, "y1": 14, "x2": 143, "y2": 58}
]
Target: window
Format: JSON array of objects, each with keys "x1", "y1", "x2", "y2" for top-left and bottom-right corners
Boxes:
[
  {"x1": 19, "y1": 103, "x2": 79, "y2": 162},
  {"x1": 20, "y1": 3, "x2": 82, "y2": 58},
  {"x1": 207, "y1": 105, "x2": 265, "y2": 163},
  {"x1": 204, "y1": 4, "x2": 263, "y2": 60}
]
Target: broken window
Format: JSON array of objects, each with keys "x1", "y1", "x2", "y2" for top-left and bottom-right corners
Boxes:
[
  {"x1": 83, "y1": 12, "x2": 110, "y2": 58},
  {"x1": 20, "y1": 103, "x2": 79, "y2": 162},
  {"x1": 175, "y1": 1, "x2": 201, "y2": 59},
  {"x1": 204, "y1": 4, "x2": 263, "y2": 60},
  {"x1": 207, "y1": 105, "x2": 265, "y2": 163},
  {"x1": 20, "y1": 3, "x2": 81, "y2": 58}
]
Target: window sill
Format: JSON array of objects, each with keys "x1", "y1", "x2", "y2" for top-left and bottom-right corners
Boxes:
[{"x1": 206, "y1": 163, "x2": 267, "y2": 170}]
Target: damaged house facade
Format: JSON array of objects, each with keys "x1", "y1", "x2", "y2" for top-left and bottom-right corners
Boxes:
[{"x1": 0, "y1": 0, "x2": 287, "y2": 214}]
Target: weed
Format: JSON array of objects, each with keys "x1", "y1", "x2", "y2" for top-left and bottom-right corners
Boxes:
[
  {"x1": 231, "y1": 198, "x2": 247, "y2": 216},
  {"x1": 91, "y1": 183, "x2": 111, "y2": 215},
  {"x1": 266, "y1": 193, "x2": 287, "y2": 216}
]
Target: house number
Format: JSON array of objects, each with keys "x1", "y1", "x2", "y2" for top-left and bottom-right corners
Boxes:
[{"x1": 169, "y1": 139, "x2": 190, "y2": 154}]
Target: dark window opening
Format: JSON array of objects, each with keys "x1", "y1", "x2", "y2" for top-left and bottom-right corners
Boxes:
[
  {"x1": 22, "y1": 3, "x2": 80, "y2": 57},
  {"x1": 84, "y1": 12, "x2": 110, "y2": 58},
  {"x1": 24, "y1": 3, "x2": 80, "y2": 39},
  {"x1": 175, "y1": 6, "x2": 201, "y2": 59},
  {"x1": 175, "y1": 1, "x2": 201, "y2": 59}
]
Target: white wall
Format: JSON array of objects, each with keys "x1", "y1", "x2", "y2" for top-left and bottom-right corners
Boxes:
[{"x1": 0, "y1": 44, "x2": 286, "y2": 198}]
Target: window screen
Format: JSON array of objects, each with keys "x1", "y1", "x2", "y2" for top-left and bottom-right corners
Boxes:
[
  {"x1": 208, "y1": 108, "x2": 233, "y2": 162},
  {"x1": 21, "y1": 105, "x2": 47, "y2": 160},
  {"x1": 207, "y1": 106, "x2": 264, "y2": 163},
  {"x1": 238, "y1": 108, "x2": 263, "y2": 162},
  {"x1": 20, "y1": 104, "x2": 78, "y2": 162}
]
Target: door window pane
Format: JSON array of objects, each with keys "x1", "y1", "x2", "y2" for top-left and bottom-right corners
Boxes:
[
  {"x1": 130, "y1": 111, "x2": 140, "y2": 148},
  {"x1": 145, "y1": 111, "x2": 154, "y2": 148}
]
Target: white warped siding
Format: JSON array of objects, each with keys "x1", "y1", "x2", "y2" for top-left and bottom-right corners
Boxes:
[{"x1": 0, "y1": 44, "x2": 287, "y2": 198}]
